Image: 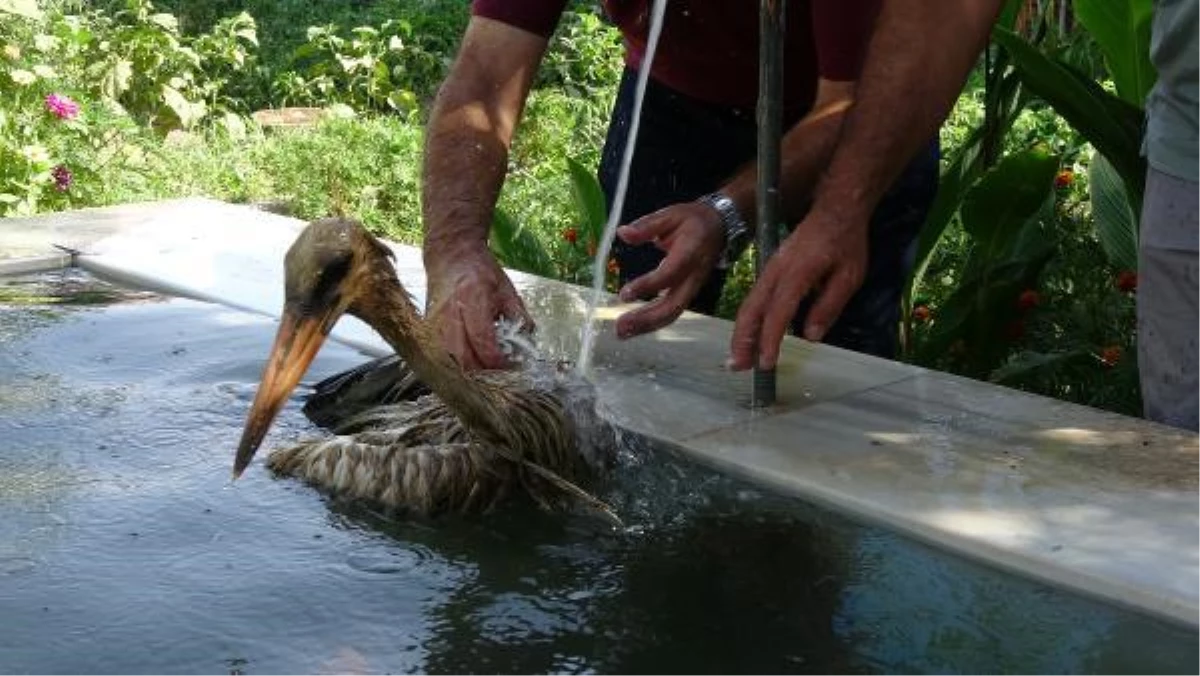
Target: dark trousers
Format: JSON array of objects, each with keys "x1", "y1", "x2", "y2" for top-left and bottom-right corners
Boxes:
[{"x1": 598, "y1": 68, "x2": 939, "y2": 359}]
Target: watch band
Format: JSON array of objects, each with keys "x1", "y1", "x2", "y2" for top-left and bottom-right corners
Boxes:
[{"x1": 698, "y1": 191, "x2": 750, "y2": 270}]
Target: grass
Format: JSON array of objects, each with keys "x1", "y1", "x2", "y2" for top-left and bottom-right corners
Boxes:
[{"x1": 91, "y1": 84, "x2": 614, "y2": 249}]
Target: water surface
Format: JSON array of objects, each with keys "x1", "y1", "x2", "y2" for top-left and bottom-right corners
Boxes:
[{"x1": 1, "y1": 270, "x2": 1195, "y2": 674}]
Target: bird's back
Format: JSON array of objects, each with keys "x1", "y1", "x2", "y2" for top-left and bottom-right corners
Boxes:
[{"x1": 268, "y1": 356, "x2": 616, "y2": 516}]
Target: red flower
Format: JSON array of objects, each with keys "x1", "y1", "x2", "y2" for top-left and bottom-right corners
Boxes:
[
  {"x1": 606, "y1": 258, "x2": 619, "y2": 275},
  {"x1": 563, "y1": 227, "x2": 578, "y2": 245},
  {"x1": 912, "y1": 305, "x2": 931, "y2": 323},
  {"x1": 1054, "y1": 170, "x2": 1074, "y2": 190},
  {"x1": 1017, "y1": 289, "x2": 1040, "y2": 312},
  {"x1": 1100, "y1": 345, "x2": 1122, "y2": 368},
  {"x1": 1115, "y1": 270, "x2": 1138, "y2": 293}
]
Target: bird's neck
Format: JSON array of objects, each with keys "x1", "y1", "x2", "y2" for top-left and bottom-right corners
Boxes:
[{"x1": 370, "y1": 282, "x2": 507, "y2": 440}]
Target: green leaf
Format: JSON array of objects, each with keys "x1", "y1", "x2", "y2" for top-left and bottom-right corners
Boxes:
[
  {"x1": 960, "y1": 148, "x2": 1059, "y2": 256},
  {"x1": 992, "y1": 27, "x2": 1147, "y2": 199},
  {"x1": 149, "y1": 13, "x2": 179, "y2": 33},
  {"x1": 33, "y1": 34, "x2": 59, "y2": 52},
  {"x1": 231, "y1": 12, "x2": 259, "y2": 45},
  {"x1": 913, "y1": 151, "x2": 1060, "y2": 374},
  {"x1": 1005, "y1": 192, "x2": 1058, "y2": 263},
  {"x1": 490, "y1": 207, "x2": 555, "y2": 277},
  {"x1": 906, "y1": 69, "x2": 1027, "y2": 321},
  {"x1": 918, "y1": 253, "x2": 1054, "y2": 376},
  {"x1": 236, "y1": 27, "x2": 259, "y2": 46},
  {"x1": 0, "y1": 193, "x2": 21, "y2": 204},
  {"x1": 566, "y1": 156, "x2": 606, "y2": 247},
  {"x1": 218, "y1": 112, "x2": 247, "y2": 141},
  {"x1": 990, "y1": 349, "x2": 1089, "y2": 384},
  {"x1": 1089, "y1": 151, "x2": 1139, "y2": 271},
  {"x1": 161, "y1": 84, "x2": 202, "y2": 128},
  {"x1": 8, "y1": 69, "x2": 36, "y2": 85},
  {"x1": 385, "y1": 89, "x2": 416, "y2": 112},
  {"x1": 100, "y1": 58, "x2": 133, "y2": 99},
  {"x1": 995, "y1": 0, "x2": 1024, "y2": 31},
  {"x1": 325, "y1": 103, "x2": 356, "y2": 119},
  {"x1": 1073, "y1": 0, "x2": 1157, "y2": 105},
  {"x1": 0, "y1": 0, "x2": 41, "y2": 20}
]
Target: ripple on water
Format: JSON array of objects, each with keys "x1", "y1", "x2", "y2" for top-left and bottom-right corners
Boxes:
[{"x1": 344, "y1": 543, "x2": 437, "y2": 576}]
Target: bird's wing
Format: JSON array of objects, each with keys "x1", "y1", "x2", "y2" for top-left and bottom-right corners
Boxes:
[{"x1": 301, "y1": 354, "x2": 429, "y2": 429}]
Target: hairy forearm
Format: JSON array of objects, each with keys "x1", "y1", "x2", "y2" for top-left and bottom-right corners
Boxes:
[
  {"x1": 422, "y1": 87, "x2": 511, "y2": 261},
  {"x1": 815, "y1": 0, "x2": 1005, "y2": 217},
  {"x1": 721, "y1": 93, "x2": 854, "y2": 229},
  {"x1": 421, "y1": 18, "x2": 546, "y2": 267}
]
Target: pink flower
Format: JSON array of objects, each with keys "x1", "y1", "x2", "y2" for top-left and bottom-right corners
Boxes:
[
  {"x1": 51, "y1": 165, "x2": 72, "y2": 191},
  {"x1": 44, "y1": 93, "x2": 80, "y2": 120}
]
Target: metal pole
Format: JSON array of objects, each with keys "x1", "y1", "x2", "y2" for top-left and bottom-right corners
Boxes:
[{"x1": 754, "y1": 0, "x2": 784, "y2": 407}]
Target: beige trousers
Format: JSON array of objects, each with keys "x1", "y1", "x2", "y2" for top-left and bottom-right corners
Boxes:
[{"x1": 1138, "y1": 167, "x2": 1198, "y2": 430}]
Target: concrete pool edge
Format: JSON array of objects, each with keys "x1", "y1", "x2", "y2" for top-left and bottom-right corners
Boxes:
[
  {"x1": 645, "y1": 423, "x2": 1198, "y2": 630},
  {"x1": 0, "y1": 252, "x2": 72, "y2": 276},
  {"x1": 3, "y1": 198, "x2": 1197, "y2": 630}
]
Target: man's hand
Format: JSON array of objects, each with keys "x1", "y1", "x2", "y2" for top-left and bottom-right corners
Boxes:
[
  {"x1": 614, "y1": 202, "x2": 726, "y2": 339},
  {"x1": 729, "y1": 206, "x2": 869, "y2": 371},
  {"x1": 425, "y1": 245, "x2": 534, "y2": 371}
]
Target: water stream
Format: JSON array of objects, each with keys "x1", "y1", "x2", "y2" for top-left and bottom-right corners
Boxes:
[{"x1": 577, "y1": 0, "x2": 669, "y2": 376}]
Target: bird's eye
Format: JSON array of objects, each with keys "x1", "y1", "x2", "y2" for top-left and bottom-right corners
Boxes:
[{"x1": 313, "y1": 255, "x2": 352, "y2": 300}]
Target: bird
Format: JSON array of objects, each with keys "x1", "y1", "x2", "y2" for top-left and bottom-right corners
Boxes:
[{"x1": 233, "y1": 217, "x2": 618, "y2": 519}]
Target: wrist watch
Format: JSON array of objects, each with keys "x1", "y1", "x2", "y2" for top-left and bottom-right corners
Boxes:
[{"x1": 698, "y1": 191, "x2": 750, "y2": 270}]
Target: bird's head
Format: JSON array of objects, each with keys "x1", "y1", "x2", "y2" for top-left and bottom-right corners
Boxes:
[{"x1": 233, "y1": 217, "x2": 396, "y2": 478}]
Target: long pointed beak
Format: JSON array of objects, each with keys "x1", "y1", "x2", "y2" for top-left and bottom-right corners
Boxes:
[{"x1": 233, "y1": 306, "x2": 332, "y2": 479}]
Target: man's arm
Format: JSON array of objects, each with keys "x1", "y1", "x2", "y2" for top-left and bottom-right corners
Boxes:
[
  {"x1": 421, "y1": 16, "x2": 549, "y2": 369},
  {"x1": 729, "y1": 0, "x2": 1006, "y2": 371},
  {"x1": 814, "y1": 0, "x2": 1005, "y2": 220},
  {"x1": 722, "y1": 79, "x2": 857, "y2": 226},
  {"x1": 614, "y1": 79, "x2": 855, "y2": 338}
]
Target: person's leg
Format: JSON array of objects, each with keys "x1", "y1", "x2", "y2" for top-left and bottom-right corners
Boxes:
[
  {"x1": 790, "y1": 141, "x2": 941, "y2": 359},
  {"x1": 598, "y1": 68, "x2": 757, "y2": 314},
  {"x1": 1137, "y1": 167, "x2": 1199, "y2": 431}
]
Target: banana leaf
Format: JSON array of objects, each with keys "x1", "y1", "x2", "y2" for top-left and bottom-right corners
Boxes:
[
  {"x1": 489, "y1": 207, "x2": 555, "y2": 277},
  {"x1": 566, "y1": 156, "x2": 607, "y2": 249},
  {"x1": 992, "y1": 27, "x2": 1146, "y2": 203},
  {"x1": 1089, "y1": 151, "x2": 1139, "y2": 271},
  {"x1": 1072, "y1": 0, "x2": 1157, "y2": 105}
]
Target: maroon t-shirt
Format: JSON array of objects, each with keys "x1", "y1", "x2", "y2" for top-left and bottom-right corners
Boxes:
[{"x1": 472, "y1": 0, "x2": 880, "y2": 117}]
